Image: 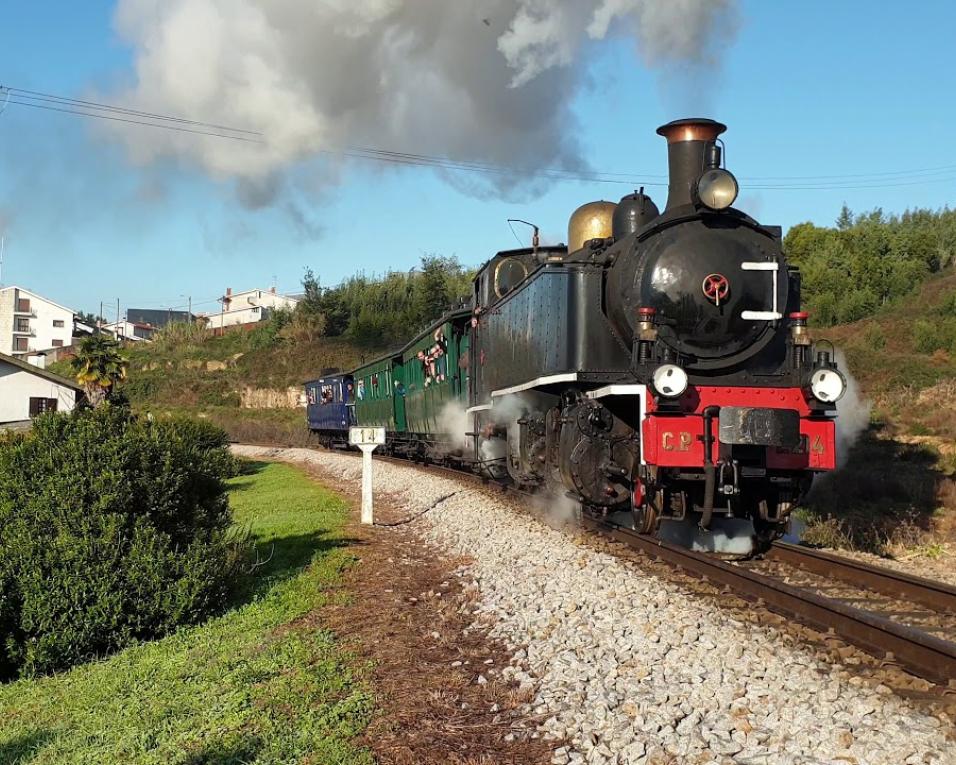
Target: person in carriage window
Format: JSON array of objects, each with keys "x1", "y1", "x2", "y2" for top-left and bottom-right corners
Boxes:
[{"x1": 432, "y1": 328, "x2": 448, "y2": 382}]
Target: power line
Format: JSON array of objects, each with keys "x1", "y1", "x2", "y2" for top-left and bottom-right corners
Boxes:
[
  {"x1": 5, "y1": 98, "x2": 264, "y2": 143},
  {"x1": 6, "y1": 87, "x2": 263, "y2": 135},
  {"x1": 4, "y1": 83, "x2": 956, "y2": 191}
]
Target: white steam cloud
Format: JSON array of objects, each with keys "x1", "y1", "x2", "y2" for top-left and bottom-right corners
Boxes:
[
  {"x1": 105, "y1": 0, "x2": 738, "y2": 205},
  {"x1": 834, "y1": 349, "x2": 871, "y2": 469},
  {"x1": 437, "y1": 401, "x2": 472, "y2": 456}
]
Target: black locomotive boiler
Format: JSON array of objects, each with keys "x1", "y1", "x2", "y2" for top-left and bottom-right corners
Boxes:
[{"x1": 468, "y1": 118, "x2": 846, "y2": 551}]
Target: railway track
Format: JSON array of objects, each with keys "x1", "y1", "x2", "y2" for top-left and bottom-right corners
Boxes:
[
  {"x1": 582, "y1": 513, "x2": 956, "y2": 689},
  {"x1": 261, "y1": 445, "x2": 956, "y2": 690}
]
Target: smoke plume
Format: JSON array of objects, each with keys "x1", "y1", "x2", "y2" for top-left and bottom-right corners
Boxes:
[{"x1": 105, "y1": 0, "x2": 739, "y2": 205}]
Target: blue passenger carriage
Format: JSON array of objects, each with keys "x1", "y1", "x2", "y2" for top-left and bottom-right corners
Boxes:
[{"x1": 305, "y1": 371, "x2": 354, "y2": 447}]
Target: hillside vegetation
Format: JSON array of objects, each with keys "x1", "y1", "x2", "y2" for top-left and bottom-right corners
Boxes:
[{"x1": 785, "y1": 205, "x2": 956, "y2": 326}]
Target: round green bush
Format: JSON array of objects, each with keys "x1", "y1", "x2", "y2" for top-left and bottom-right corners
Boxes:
[{"x1": 0, "y1": 405, "x2": 241, "y2": 678}]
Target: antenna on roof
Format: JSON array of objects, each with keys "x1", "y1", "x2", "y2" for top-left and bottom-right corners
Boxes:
[{"x1": 0, "y1": 235, "x2": 5, "y2": 286}]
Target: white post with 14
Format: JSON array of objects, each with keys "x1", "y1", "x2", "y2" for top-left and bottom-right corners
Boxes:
[{"x1": 349, "y1": 427, "x2": 386, "y2": 524}]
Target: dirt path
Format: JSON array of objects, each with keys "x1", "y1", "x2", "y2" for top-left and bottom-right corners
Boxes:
[{"x1": 242, "y1": 448, "x2": 555, "y2": 765}]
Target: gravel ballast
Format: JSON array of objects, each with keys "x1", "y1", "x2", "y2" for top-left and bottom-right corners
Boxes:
[{"x1": 233, "y1": 445, "x2": 954, "y2": 765}]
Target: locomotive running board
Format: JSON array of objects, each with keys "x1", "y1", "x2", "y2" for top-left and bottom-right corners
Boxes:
[
  {"x1": 489, "y1": 372, "x2": 579, "y2": 398},
  {"x1": 585, "y1": 384, "x2": 646, "y2": 399}
]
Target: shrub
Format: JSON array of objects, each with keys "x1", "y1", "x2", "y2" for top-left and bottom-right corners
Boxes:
[
  {"x1": 938, "y1": 291, "x2": 956, "y2": 317},
  {"x1": 151, "y1": 321, "x2": 211, "y2": 352},
  {"x1": 863, "y1": 324, "x2": 886, "y2": 350},
  {"x1": 913, "y1": 317, "x2": 956, "y2": 354},
  {"x1": 0, "y1": 405, "x2": 242, "y2": 678},
  {"x1": 913, "y1": 319, "x2": 942, "y2": 353}
]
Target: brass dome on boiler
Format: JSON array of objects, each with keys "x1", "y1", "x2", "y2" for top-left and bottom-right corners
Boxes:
[{"x1": 567, "y1": 200, "x2": 616, "y2": 253}]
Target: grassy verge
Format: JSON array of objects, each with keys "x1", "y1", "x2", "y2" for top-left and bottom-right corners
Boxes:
[
  {"x1": 799, "y1": 425, "x2": 950, "y2": 553},
  {"x1": 0, "y1": 461, "x2": 372, "y2": 765},
  {"x1": 205, "y1": 407, "x2": 315, "y2": 447}
]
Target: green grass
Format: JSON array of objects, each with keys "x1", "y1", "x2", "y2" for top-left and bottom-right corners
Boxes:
[{"x1": 0, "y1": 462, "x2": 373, "y2": 765}]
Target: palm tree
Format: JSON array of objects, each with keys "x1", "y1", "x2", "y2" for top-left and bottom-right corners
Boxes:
[{"x1": 71, "y1": 335, "x2": 128, "y2": 406}]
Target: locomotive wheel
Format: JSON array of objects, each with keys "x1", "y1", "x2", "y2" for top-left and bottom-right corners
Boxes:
[{"x1": 632, "y1": 502, "x2": 658, "y2": 534}]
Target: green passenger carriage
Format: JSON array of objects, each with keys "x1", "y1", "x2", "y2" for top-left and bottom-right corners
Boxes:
[{"x1": 346, "y1": 309, "x2": 472, "y2": 457}]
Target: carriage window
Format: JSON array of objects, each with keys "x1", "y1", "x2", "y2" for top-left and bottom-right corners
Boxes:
[
  {"x1": 494, "y1": 258, "x2": 528, "y2": 298},
  {"x1": 356, "y1": 379, "x2": 366, "y2": 400},
  {"x1": 320, "y1": 385, "x2": 333, "y2": 404}
]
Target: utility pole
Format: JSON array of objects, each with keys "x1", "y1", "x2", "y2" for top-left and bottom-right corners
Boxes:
[
  {"x1": 116, "y1": 298, "x2": 121, "y2": 340},
  {"x1": 0, "y1": 235, "x2": 5, "y2": 286},
  {"x1": 99, "y1": 301, "x2": 104, "y2": 332}
]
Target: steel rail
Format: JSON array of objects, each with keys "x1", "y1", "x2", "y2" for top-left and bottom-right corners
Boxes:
[
  {"x1": 768, "y1": 542, "x2": 956, "y2": 614},
  {"x1": 582, "y1": 515, "x2": 956, "y2": 687}
]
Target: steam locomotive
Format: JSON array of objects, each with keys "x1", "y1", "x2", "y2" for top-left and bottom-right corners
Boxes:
[{"x1": 307, "y1": 118, "x2": 846, "y2": 552}]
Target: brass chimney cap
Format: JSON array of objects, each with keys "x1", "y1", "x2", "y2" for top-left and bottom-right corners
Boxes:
[{"x1": 656, "y1": 118, "x2": 727, "y2": 144}]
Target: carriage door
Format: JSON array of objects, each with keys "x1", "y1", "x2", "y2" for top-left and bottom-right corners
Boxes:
[{"x1": 392, "y1": 363, "x2": 407, "y2": 433}]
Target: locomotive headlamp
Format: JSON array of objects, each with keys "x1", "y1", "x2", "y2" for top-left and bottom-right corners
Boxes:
[
  {"x1": 696, "y1": 168, "x2": 739, "y2": 210},
  {"x1": 809, "y1": 367, "x2": 847, "y2": 404},
  {"x1": 652, "y1": 364, "x2": 688, "y2": 398}
]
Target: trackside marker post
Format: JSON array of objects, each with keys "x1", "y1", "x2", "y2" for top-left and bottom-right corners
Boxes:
[{"x1": 349, "y1": 427, "x2": 386, "y2": 524}]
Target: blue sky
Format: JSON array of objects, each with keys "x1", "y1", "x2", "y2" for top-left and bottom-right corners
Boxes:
[{"x1": 1, "y1": 1, "x2": 954, "y2": 318}]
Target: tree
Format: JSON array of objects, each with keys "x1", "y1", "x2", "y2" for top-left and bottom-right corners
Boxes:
[
  {"x1": 836, "y1": 204, "x2": 854, "y2": 231},
  {"x1": 70, "y1": 335, "x2": 128, "y2": 406},
  {"x1": 300, "y1": 267, "x2": 323, "y2": 315},
  {"x1": 76, "y1": 310, "x2": 103, "y2": 326}
]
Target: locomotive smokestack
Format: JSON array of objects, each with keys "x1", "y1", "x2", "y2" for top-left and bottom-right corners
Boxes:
[{"x1": 657, "y1": 118, "x2": 727, "y2": 211}]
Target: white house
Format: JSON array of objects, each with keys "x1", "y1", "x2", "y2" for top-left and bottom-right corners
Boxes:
[
  {"x1": 0, "y1": 286, "x2": 75, "y2": 357},
  {"x1": 101, "y1": 320, "x2": 156, "y2": 342},
  {"x1": 204, "y1": 287, "x2": 299, "y2": 330},
  {"x1": 0, "y1": 351, "x2": 82, "y2": 425}
]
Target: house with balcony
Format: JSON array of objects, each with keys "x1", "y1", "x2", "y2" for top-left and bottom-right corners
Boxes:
[
  {"x1": 0, "y1": 286, "x2": 75, "y2": 357},
  {"x1": 204, "y1": 286, "x2": 300, "y2": 332}
]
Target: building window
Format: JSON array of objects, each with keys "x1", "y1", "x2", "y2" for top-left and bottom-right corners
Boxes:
[
  {"x1": 15, "y1": 318, "x2": 30, "y2": 333},
  {"x1": 52, "y1": 339, "x2": 64, "y2": 347},
  {"x1": 53, "y1": 319, "x2": 65, "y2": 328},
  {"x1": 16, "y1": 298, "x2": 30, "y2": 312},
  {"x1": 29, "y1": 397, "x2": 58, "y2": 417},
  {"x1": 14, "y1": 337, "x2": 28, "y2": 352}
]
